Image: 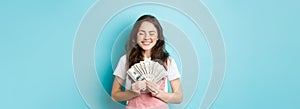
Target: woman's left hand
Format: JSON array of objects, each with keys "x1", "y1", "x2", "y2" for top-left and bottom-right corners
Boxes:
[
  {"x1": 146, "y1": 80, "x2": 162, "y2": 97},
  {"x1": 146, "y1": 79, "x2": 183, "y2": 103}
]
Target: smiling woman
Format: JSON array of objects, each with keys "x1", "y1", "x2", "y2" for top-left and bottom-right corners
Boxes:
[{"x1": 111, "y1": 15, "x2": 183, "y2": 109}]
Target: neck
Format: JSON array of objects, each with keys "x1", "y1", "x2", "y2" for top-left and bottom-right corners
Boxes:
[{"x1": 143, "y1": 50, "x2": 151, "y2": 58}]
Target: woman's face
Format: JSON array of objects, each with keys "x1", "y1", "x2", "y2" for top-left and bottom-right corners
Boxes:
[{"x1": 136, "y1": 21, "x2": 158, "y2": 51}]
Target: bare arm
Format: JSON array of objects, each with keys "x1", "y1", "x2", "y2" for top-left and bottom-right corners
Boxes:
[
  {"x1": 111, "y1": 76, "x2": 139, "y2": 102},
  {"x1": 147, "y1": 78, "x2": 183, "y2": 103}
]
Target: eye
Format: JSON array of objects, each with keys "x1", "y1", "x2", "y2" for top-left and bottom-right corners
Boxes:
[
  {"x1": 149, "y1": 32, "x2": 156, "y2": 36},
  {"x1": 138, "y1": 33, "x2": 144, "y2": 36},
  {"x1": 138, "y1": 32, "x2": 144, "y2": 36}
]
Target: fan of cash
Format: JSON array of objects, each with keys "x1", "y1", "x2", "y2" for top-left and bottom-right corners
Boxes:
[{"x1": 127, "y1": 60, "x2": 168, "y2": 82}]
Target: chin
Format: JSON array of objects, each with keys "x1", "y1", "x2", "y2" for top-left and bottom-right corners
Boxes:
[{"x1": 142, "y1": 47, "x2": 152, "y2": 51}]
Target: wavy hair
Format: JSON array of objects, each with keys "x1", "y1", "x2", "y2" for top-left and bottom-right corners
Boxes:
[{"x1": 125, "y1": 15, "x2": 169, "y2": 69}]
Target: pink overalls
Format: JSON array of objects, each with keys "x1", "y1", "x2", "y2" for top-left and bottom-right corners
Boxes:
[{"x1": 126, "y1": 79, "x2": 168, "y2": 109}]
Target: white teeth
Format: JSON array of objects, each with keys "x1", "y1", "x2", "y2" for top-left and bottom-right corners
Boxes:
[{"x1": 142, "y1": 41, "x2": 151, "y2": 45}]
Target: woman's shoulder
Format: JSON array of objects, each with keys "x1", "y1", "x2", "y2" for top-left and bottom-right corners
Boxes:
[
  {"x1": 120, "y1": 54, "x2": 126, "y2": 59},
  {"x1": 166, "y1": 56, "x2": 175, "y2": 63},
  {"x1": 119, "y1": 54, "x2": 127, "y2": 62},
  {"x1": 166, "y1": 56, "x2": 181, "y2": 68}
]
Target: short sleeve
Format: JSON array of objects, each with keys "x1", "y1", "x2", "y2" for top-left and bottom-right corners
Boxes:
[
  {"x1": 113, "y1": 55, "x2": 127, "y2": 80},
  {"x1": 167, "y1": 57, "x2": 181, "y2": 81}
]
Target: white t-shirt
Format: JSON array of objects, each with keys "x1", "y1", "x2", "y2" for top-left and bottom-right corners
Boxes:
[{"x1": 113, "y1": 55, "x2": 181, "y2": 92}]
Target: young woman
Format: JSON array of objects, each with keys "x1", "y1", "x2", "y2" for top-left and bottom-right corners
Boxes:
[{"x1": 111, "y1": 15, "x2": 183, "y2": 109}]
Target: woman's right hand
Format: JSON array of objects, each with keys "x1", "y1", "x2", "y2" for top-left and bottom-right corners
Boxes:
[{"x1": 131, "y1": 80, "x2": 146, "y2": 94}]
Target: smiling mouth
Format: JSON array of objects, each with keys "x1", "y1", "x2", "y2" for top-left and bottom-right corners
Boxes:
[{"x1": 141, "y1": 40, "x2": 152, "y2": 46}]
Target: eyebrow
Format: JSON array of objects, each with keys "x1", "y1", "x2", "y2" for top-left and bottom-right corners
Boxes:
[{"x1": 138, "y1": 30, "x2": 156, "y2": 33}]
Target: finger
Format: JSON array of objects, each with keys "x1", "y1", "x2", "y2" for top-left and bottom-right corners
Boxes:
[
  {"x1": 131, "y1": 89, "x2": 140, "y2": 94},
  {"x1": 146, "y1": 81, "x2": 156, "y2": 87},
  {"x1": 147, "y1": 85, "x2": 158, "y2": 93},
  {"x1": 132, "y1": 82, "x2": 145, "y2": 92},
  {"x1": 136, "y1": 81, "x2": 145, "y2": 86},
  {"x1": 148, "y1": 87, "x2": 157, "y2": 95},
  {"x1": 148, "y1": 88, "x2": 158, "y2": 96},
  {"x1": 152, "y1": 92, "x2": 158, "y2": 96},
  {"x1": 147, "y1": 81, "x2": 159, "y2": 90},
  {"x1": 139, "y1": 82, "x2": 147, "y2": 89},
  {"x1": 146, "y1": 82, "x2": 155, "y2": 90}
]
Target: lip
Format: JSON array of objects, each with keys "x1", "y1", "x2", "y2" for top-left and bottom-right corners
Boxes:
[
  {"x1": 142, "y1": 42, "x2": 150, "y2": 46},
  {"x1": 141, "y1": 41, "x2": 152, "y2": 46}
]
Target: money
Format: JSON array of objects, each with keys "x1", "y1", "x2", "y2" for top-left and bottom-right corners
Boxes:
[{"x1": 127, "y1": 60, "x2": 167, "y2": 82}]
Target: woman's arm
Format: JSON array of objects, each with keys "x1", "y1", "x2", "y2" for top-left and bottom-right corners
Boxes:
[
  {"x1": 111, "y1": 76, "x2": 139, "y2": 102},
  {"x1": 147, "y1": 78, "x2": 183, "y2": 103}
]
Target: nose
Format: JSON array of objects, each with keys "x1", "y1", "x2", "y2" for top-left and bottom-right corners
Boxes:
[{"x1": 144, "y1": 33, "x2": 150, "y2": 39}]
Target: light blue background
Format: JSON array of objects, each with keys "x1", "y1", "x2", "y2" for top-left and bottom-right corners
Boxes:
[{"x1": 1, "y1": 0, "x2": 299, "y2": 109}]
